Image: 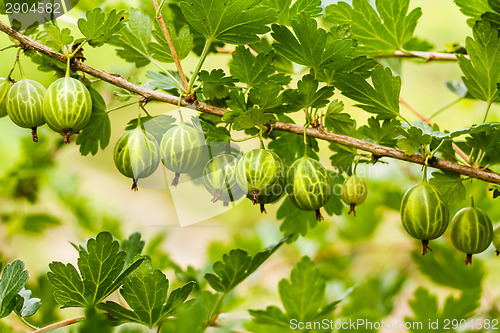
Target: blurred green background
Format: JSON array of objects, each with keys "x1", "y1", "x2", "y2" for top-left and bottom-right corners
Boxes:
[{"x1": 0, "y1": 0, "x2": 500, "y2": 332}]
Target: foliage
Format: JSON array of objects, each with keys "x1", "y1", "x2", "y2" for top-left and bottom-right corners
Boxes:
[{"x1": 1, "y1": 0, "x2": 500, "y2": 332}]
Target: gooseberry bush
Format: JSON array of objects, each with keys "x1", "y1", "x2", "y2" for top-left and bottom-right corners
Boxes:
[{"x1": 1, "y1": 0, "x2": 500, "y2": 332}]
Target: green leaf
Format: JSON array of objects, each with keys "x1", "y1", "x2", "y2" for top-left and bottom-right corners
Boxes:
[
  {"x1": 334, "y1": 65, "x2": 401, "y2": 119},
  {"x1": 277, "y1": 197, "x2": 317, "y2": 239},
  {"x1": 464, "y1": 125, "x2": 500, "y2": 165},
  {"x1": 149, "y1": 21, "x2": 193, "y2": 63},
  {"x1": 179, "y1": 0, "x2": 277, "y2": 44},
  {"x1": 434, "y1": 121, "x2": 500, "y2": 140},
  {"x1": 79, "y1": 307, "x2": 113, "y2": 333},
  {"x1": 324, "y1": 99, "x2": 356, "y2": 135},
  {"x1": 272, "y1": 13, "x2": 355, "y2": 76},
  {"x1": 406, "y1": 288, "x2": 439, "y2": 327},
  {"x1": 234, "y1": 108, "x2": 276, "y2": 130},
  {"x1": 15, "y1": 288, "x2": 41, "y2": 318},
  {"x1": 121, "y1": 233, "x2": 145, "y2": 268},
  {"x1": 249, "y1": 256, "x2": 337, "y2": 329},
  {"x1": 283, "y1": 74, "x2": 335, "y2": 110},
  {"x1": 199, "y1": 69, "x2": 237, "y2": 100},
  {"x1": 0, "y1": 260, "x2": 29, "y2": 319},
  {"x1": 204, "y1": 239, "x2": 286, "y2": 293},
  {"x1": 269, "y1": 131, "x2": 319, "y2": 165},
  {"x1": 44, "y1": 25, "x2": 74, "y2": 51},
  {"x1": 199, "y1": 118, "x2": 231, "y2": 143},
  {"x1": 125, "y1": 114, "x2": 176, "y2": 144},
  {"x1": 325, "y1": 0, "x2": 423, "y2": 55},
  {"x1": 360, "y1": 117, "x2": 398, "y2": 146},
  {"x1": 99, "y1": 260, "x2": 194, "y2": 328},
  {"x1": 249, "y1": 305, "x2": 289, "y2": 327},
  {"x1": 403, "y1": 37, "x2": 434, "y2": 52},
  {"x1": 78, "y1": 8, "x2": 128, "y2": 47},
  {"x1": 145, "y1": 70, "x2": 182, "y2": 93},
  {"x1": 458, "y1": 20, "x2": 500, "y2": 104},
  {"x1": 411, "y1": 243, "x2": 484, "y2": 290},
  {"x1": 329, "y1": 143, "x2": 357, "y2": 173},
  {"x1": 262, "y1": 0, "x2": 322, "y2": 25},
  {"x1": 454, "y1": 0, "x2": 493, "y2": 22},
  {"x1": 76, "y1": 87, "x2": 111, "y2": 156},
  {"x1": 279, "y1": 256, "x2": 325, "y2": 321},
  {"x1": 490, "y1": 0, "x2": 500, "y2": 13},
  {"x1": 249, "y1": 82, "x2": 290, "y2": 113},
  {"x1": 396, "y1": 125, "x2": 432, "y2": 155},
  {"x1": 20, "y1": 213, "x2": 60, "y2": 233},
  {"x1": 341, "y1": 274, "x2": 405, "y2": 318},
  {"x1": 406, "y1": 287, "x2": 481, "y2": 333},
  {"x1": 111, "y1": 9, "x2": 153, "y2": 67},
  {"x1": 429, "y1": 171, "x2": 466, "y2": 204},
  {"x1": 489, "y1": 184, "x2": 500, "y2": 198},
  {"x1": 230, "y1": 46, "x2": 290, "y2": 87},
  {"x1": 48, "y1": 232, "x2": 144, "y2": 308}
]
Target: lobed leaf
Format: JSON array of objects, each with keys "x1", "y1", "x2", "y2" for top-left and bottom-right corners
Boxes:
[
  {"x1": 76, "y1": 87, "x2": 111, "y2": 156},
  {"x1": 283, "y1": 74, "x2": 335, "y2": 110},
  {"x1": 333, "y1": 65, "x2": 401, "y2": 119},
  {"x1": 111, "y1": 9, "x2": 153, "y2": 67},
  {"x1": 0, "y1": 260, "x2": 29, "y2": 319},
  {"x1": 204, "y1": 239, "x2": 286, "y2": 293},
  {"x1": 179, "y1": 0, "x2": 277, "y2": 44},
  {"x1": 149, "y1": 21, "x2": 193, "y2": 63},
  {"x1": 272, "y1": 13, "x2": 354, "y2": 76},
  {"x1": 78, "y1": 8, "x2": 128, "y2": 47},
  {"x1": 457, "y1": 20, "x2": 500, "y2": 104},
  {"x1": 325, "y1": 0, "x2": 424, "y2": 55},
  {"x1": 48, "y1": 232, "x2": 144, "y2": 308},
  {"x1": 99, "y1": 260, "x2": 194, "y2": 328},
  {"x1": 429, "y1": 171, "x2": 466, "y2": 204},
  {"x1": 198, "y1": 69, "x2": 237, "y2": 100},
  {"x1": 263, "y1": 0, "x2": 322, "y2": 25}
]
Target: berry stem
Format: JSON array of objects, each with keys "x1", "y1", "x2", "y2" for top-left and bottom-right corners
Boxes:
[
  {"x1": 470, "y1": 178, "x2": 475, "y2": 207},
  {"x1": 421, "y1": 240, "x2": 433, "y2": 255},
  {"x1": 348, "y1": 203, "x2": 357, "y2": 216},
  {"x1": 6, "y1": 48, "x2": 22, "y2": 80},
  {"x1": 131, "y1": 180, "x2": 139, "y2": 191},
  {"x1": 171, "y1": 172, "x2": 180, "y2": 187},
  {"x1": 260, "y1": 204, "x2": 267, "y2": 214},
  {"x1": 63, "y1": 129, "x2": 71, "y2": 144},
  {"x1": 211, "y1": 190, "x2": 221, "y2": 203},
  {"x1": 464, "y1": 253, "x2": 473, "y2": 265},
  {"x1": 252, "y1": 189, "x2": 259, "y2": 205},
  {"x1": 31, "y1": 127, "x2": 38, "y2": 143},
  {"x1": 315, "y1": 209, "x2": 324, "y2": 221},
  {"x1": 258, "y1": 129, "x2": 265, "y2": 149}
]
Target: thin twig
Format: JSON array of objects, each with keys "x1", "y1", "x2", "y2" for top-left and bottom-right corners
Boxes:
[
  {"x1": 1, "y1": 21, "x2": 499, "y2": 183},
  {"x1": 399, "y1": 96, "x2": 473, "y2": 166},
  {"x1": 379, "y1": 50, "x2": 469, "y2": 61},
  {"x1": 33, "y1": 317, "x2": 85, "y2": 333},
  {"x1": 152, "y1": 0, "x2": 189, "y2": 92}
]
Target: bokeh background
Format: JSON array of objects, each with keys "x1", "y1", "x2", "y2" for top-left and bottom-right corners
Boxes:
[{"x1": 1, "y1": 0, "x2": 500, "y2": 332}]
